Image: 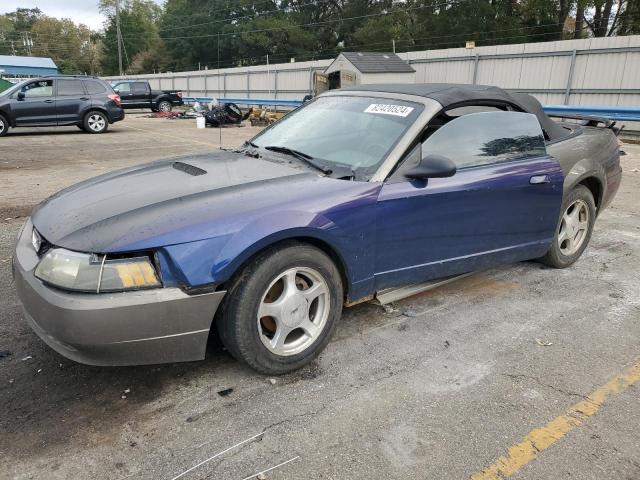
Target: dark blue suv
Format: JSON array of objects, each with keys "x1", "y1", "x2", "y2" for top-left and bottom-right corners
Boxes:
[{"x1": 0, "y1": 75, "x2": 124, "y2": 136}]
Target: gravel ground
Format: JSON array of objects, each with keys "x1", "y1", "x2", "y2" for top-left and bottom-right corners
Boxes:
[{"x1": 0, "y1": 115, "x2": 638, "y2": 480}]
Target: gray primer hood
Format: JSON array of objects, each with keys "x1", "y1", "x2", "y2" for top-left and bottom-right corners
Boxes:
[{"x1": 31, "y1": 151, "x2": 312, "y2": 252}]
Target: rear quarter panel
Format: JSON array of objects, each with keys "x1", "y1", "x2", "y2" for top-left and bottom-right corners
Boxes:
[{"x1": 547, "y1": 126, "x2": 621, "y2": 210}]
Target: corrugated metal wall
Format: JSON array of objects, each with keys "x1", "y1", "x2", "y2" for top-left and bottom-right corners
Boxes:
[{"x1": 105, "y1": 35, "x2": 640, "y2": 112}]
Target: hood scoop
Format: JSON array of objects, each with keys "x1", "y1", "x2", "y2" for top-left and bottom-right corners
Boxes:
[{"x1": 172, "y1": 161, "x2": 207, "y2": 176}]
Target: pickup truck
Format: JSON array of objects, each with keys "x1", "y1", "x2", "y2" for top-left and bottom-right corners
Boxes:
[{"x1": 110, "y1": 80, "x2": 183, "y2": 112}]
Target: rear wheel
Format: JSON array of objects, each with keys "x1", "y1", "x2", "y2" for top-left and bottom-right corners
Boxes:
[
  {"x1": 216, "y1": 242, "x2": 343, "y2": 374},
  {"x1": 0, "y1": 114, "x2": 8, "y2": 137},
  {"x1": 157, "y1": 100, "x2": 172, "y2": 112},
  {"x1": 83, "y1": 111, "x2": 108, "y2": 134},
  {"x1": 539, "y1": 185, "x2": 596, "y2": 268}
]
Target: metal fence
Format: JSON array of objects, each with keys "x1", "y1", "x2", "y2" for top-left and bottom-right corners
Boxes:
[{"x1": 105, "y1": 35, "x2": 640, "y2": 127}]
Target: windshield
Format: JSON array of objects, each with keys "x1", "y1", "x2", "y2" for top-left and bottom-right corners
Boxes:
[{"x1": 251, "y1": 95, "x2": 423, "y2": 179}]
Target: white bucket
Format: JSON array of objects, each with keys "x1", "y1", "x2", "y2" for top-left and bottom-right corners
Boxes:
[{"x1": 196, "y1": 116, "x2": 206, "y2": 129}]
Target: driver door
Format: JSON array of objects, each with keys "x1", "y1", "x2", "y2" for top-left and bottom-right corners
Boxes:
[
  {"x1": 374, "y1": 111, "x2": 564, "y2": 290},
  {"x1": 12, "y1": 79, "x2": 57, "y2": 126},
  {"x1": 113, "y1": 82, "x2": 134, "y2": 106}
]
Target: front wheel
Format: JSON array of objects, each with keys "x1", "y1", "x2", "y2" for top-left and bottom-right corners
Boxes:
[
  {"x1": 539, "y1": 185, "x2": 596, "y2": 268},
  {"x1": 83, "y1": 111, "x2": 108, "y2": 134},
  {"x1": 216, "y1": 242, "x2": 343, "y2": 374}
]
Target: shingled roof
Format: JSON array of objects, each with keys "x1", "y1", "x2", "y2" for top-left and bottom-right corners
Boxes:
[{"x1": 339, "y1": 52, "x2": 415, "y2": 74}]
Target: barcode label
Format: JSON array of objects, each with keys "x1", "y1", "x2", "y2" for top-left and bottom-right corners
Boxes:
[{"x1": 364, "y1": 104, "x2": 414, "y2": 117}]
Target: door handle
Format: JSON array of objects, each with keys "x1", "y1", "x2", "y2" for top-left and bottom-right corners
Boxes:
[
  {"x1": 80, "y1": 97, "x2": 89, "y2": 100},
  {"x1": 530, "y1": 175, "x2": 550, "y2": 185},
  {"x1": 44, "y1": 99, "x2": 54, "y2": 103}
]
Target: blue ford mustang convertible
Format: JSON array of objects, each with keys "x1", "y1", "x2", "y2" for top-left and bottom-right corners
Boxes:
[{"x1": 13, "y1": 84, "x2": 622, "y2": 373}]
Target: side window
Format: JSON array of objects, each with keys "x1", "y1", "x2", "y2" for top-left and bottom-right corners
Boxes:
[
  {"x1": 445, "y1": 105, "x2": 506, "y2": 117},
  {"x1": 84, "y1": 80, "x2": 107, "y2": 95},
  {"x1": 57, "y1": 79, "x2": 85, "y2": 96},
  {"x1": 115, "y1": 83, "x2": 130, "y2": 93},
  {"x1": 21, "y1": 80, "x2": 53, "y2": 98},
  {"x1": 132, "y1": 82, "x2": 147, "y2": 93},
  {"x1": 422, "y1": 111, "x2": 546, "y2": 169}
]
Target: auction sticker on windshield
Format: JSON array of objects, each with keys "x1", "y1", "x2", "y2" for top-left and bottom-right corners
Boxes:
[{"x1": 364, "y1": 104, "x2": 414, "y2": 117}]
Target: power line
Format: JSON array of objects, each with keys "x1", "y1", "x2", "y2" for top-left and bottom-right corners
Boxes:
[
  {"x1": 124, "y1": 0, "x2": 469, "y2": 40},
  {"x1": 152, "y1": 0, "x2": 335, "y2": 34},
  {"x1": 147, "y1": 21, "x2": 604, "y2": 74}
]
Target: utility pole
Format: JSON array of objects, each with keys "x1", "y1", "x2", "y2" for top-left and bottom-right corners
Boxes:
[
  {"x1": 392, "y1": 39, "x2": 396, "y2": 53},
  {"x1": 22, "y1": 32, "x2": 33, "y2": 56},
  {"x1": 115, "y1": 0, "x2": 123, "y2": 76},
  {"x1": 217, "y1": 33, "x2": 220, "y2": 70}
]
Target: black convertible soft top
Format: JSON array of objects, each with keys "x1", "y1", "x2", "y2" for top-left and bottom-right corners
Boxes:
[{"x1": 340, "y1": 83, "x2": 568, "y2": 141}]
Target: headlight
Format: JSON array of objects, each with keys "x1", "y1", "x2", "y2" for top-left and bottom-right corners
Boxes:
[{"x1": 34, "y1": 248, "x2": 161, "y2": 293}]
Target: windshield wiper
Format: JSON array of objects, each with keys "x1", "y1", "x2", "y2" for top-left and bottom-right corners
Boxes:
[{"x1": 264, "y1": 145, "x2": 332, "y2": 175}]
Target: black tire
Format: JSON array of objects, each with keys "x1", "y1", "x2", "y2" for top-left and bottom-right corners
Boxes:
[
  {"x1": 0, "y1": 114, "x2": 9, "y2": 137},
  {"x1": 83, "y1": 110, "x2": 109, "y2": 134},
  {"x1": 539, "y1": 185, "x2": 596, "y2": 268},
  {"x1": 157, "y1": 100, "x2": 172, "y2": 112},
  {"x1": 216, "y1": 242, "x2": 343, "y2": 374}
]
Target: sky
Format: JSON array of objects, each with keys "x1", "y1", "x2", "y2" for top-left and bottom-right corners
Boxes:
[{"x1": 0, "y1": 0, "x2": 164, "y2": 31}]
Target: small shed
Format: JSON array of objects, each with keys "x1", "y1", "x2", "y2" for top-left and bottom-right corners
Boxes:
[
  {"x1": 0, "y1": 55, "x2": 58, "y2": 78},
  {"x1": 320, "y1": 52, "x2": 415, "y2": 91}
]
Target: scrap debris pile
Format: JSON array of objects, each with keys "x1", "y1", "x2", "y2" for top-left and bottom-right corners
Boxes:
[{"x1": 148, "y1": 100, "x2": 253, "y2": 127}]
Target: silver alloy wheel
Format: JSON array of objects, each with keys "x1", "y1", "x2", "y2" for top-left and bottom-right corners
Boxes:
[
  {"x1": 88, "y1": 114, "x2": 106, "y2": 132},
  {"x1": 558, "y1": 199, "x2": 590, "y2": 256},
  {"x1": 0, "y1": 117, "x2": 5, "y2": 134},
  {"x1": 257, "y1": 267, "x2": 330, "y2": 356},
  {"x1": 159, "y1": 101, "x2": 171, "y2": 112}
]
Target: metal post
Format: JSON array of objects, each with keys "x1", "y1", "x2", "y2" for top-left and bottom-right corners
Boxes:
[
  {"x1": 472, "y1": 54, "x2": 479, "y2": 85},
  {"x1": 186, "y1": 75, "x2": 190, "y2": 97},
  {"x1": 246, "y1": 70, "x2": 250, "y2": 98},
  {"x1": 204, "y1": 73, "x2": 208, "y2": 97},
  {"x1": 309, "y1": 66, "x2": 313, "y2": 94},
  {"x1": 274, "y1": 69, "x2": 278, "y2": 100},
  {"x1": 222, "y1": 73, "x2": 226, "y2": 100},
  {"x1": 564, "y1": 49, "x2": 577, "y2": 105}
]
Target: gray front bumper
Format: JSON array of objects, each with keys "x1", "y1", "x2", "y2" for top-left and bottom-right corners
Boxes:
[{"x1": 12, "y1": 219, "x2": 226, "y2": 366}]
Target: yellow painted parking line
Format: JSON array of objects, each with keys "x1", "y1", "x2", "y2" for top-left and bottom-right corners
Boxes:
[
  {"x1": 119, "y1": 123, "x2": 221, "y2": 148},
  {"x1": 471, "y1": 358, "x2": 640, "y2": 480}
]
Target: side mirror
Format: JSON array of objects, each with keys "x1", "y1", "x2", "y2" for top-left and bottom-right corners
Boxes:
[
  {"x1": 404, "y1": 154, "x2": 457, "y2": 180},
  {"x1": 113, "y1": 89, "x2": 120, "y2": 94},
  {"x1": 17, "y1": 91, "x2": 25, "y2": 100}
]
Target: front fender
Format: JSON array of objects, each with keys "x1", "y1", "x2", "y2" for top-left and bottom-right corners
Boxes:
[
  {"x1": 159, "y1": 208, "x2": 376, "y2": 299},
  {"x1": 215, "y1": 210, "x2": 345, "y2": 279}
]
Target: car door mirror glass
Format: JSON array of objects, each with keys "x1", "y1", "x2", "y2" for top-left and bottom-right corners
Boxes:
[{"x1": 404, "y1": 154, "x2": 457, "y2": 180}]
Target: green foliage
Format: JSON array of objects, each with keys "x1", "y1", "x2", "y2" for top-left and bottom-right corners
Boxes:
[{"x1": 100, "y1": 0, "x2": 162, "y2": 74}]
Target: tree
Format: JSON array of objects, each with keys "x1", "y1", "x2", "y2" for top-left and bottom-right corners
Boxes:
[
  {"x1": 617, "y1": 0, "x2": 640, "y2": 34},
  {"x1": 30, "y1": 17, "x2": 99, "y2": 74},
  {"x1": 100, "y1": 0, "x2": 162, "y2": 74}
]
